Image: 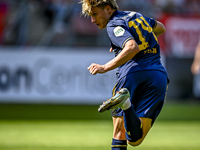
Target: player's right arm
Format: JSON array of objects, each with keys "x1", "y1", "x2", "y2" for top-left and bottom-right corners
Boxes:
[{"x1": 153, "y1": 21, "x2": 166, "y2": 37}]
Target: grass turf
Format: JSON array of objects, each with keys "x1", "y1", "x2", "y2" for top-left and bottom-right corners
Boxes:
[
  {"x1": 0, "y1": 102, "x2": 200, "y2": 150},
  {"x1": 0, "y1": 120, "x2": 200, "y2": 150}
]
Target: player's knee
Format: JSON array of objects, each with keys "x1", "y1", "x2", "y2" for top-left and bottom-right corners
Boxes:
[
  {"x1": 125, "y1": 125, "x2": 143, "y2": 145},
  {"x1": 126, "y1": 130, "x2": 144, "y2": 147},
  {"x1": 127, "y1": 138, "x2": 144, "y2": 147}
]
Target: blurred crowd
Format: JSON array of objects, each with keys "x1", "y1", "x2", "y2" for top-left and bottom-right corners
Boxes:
[{"x1": 0, "y1": 0, "x2": 200, "y2": 47}]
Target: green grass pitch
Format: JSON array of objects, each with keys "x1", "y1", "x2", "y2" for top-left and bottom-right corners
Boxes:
[{"x1": 0, "y1": 101, "x2": 200, "y2": 150}]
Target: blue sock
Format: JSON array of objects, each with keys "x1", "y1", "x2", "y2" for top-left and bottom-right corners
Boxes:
[
  {"x1": 123, "y1": 105, "x2": 143, "y2": 142},
  {"x1": 111, "y1": 138, "x2": 127, "y2": 150}
]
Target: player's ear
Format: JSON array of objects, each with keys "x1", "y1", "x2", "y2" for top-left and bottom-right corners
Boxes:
[{"x1": 105, "y1": 5, "x2": 111, "y2": 13}]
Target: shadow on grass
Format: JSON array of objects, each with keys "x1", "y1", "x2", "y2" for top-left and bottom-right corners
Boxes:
[
  {"x1": 0, "y1": 104, "x2": 111, "y2": 120},
  {"x1": 0, "y1": 101, "x2": 200, "y2": 121}
]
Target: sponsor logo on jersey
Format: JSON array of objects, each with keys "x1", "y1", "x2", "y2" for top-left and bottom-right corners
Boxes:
[{"x1": 114, "y1": 26, "x2": 125, "y2": 37}]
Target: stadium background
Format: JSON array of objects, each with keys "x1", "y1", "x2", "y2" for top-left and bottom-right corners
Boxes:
[{"x1": 0, "y1": 0, "x2": 200, "y2": 150}]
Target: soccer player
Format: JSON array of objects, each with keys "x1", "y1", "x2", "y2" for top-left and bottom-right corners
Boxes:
[
  {"x1": 191, "y1": 37, "x2": 200, "y2": 97},
  {"x1": 191, "y1": 37, "x2": 200, "y2": 75},
  {"x1": 80, "y1": 0, "x2": 169, "y2": 149}
]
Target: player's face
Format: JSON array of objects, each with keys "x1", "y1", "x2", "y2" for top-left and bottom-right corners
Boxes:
[{"x1": 90, "y1": 6, "x2": 111, "y2": 29}]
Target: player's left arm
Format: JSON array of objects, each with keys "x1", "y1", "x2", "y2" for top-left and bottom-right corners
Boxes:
[
  {"x1": 104, "y1": 39, "x2": 139, "y2": 71},
  {"x1": 153, "y1": 21, "x2": 166, "y2": 37},
  {"x1": 87, "y1": 39, "x2": 139, "y2": 75}
]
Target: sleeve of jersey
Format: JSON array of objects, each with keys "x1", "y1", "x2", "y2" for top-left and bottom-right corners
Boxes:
[
  {"x1": 107, "y1": 25, "x2": 134, "y2": 49},
  {"x1": 144, "y1": 16, "x2": 157, "y2": 29}
]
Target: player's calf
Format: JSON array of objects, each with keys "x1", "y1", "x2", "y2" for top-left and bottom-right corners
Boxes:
[
  {"x1": 127, "y1": 117, "x2": 152, "y2": 147},
  {"x1": 112, "y1": 116, "x2": 143, "y2": 148},
  {"x1": 123, "y1": 105, "x2": 143, "y2": 143}
]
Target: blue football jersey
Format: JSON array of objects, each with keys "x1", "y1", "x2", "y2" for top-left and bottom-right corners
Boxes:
[{"x1": 107, "y1": 10, "x2": 168, "y2": 80}]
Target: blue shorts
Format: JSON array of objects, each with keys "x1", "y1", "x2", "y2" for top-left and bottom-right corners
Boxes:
[{"x1": 111, "y1": 70, "x2": 169, "y2": 124}]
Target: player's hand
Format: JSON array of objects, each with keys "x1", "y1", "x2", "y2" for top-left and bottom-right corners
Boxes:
[
  {"x1": 87, "y1": 63, "x2": 106, "y2": 75},
  {"x1": 109, "y1": 48, "x2": 113, "y2": 52}
]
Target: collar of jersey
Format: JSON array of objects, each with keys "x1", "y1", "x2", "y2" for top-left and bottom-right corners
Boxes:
[{"x1": 109, "y1": 10, "x2": 119, "y2": 21}]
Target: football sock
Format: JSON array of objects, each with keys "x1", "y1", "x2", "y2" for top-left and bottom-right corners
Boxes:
[
  {"x1": 123, "y1": 105, "x2": 143, "y2": 142},
  {"x1": 121, "y1": 98, "x2": 131, "y2": 110},
  {"x1": 111, "y1": 138, "x2": 127, "y2": 150}
]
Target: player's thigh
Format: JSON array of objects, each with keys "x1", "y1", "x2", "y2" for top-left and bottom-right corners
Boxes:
[
  {"x1": 127, "y1": 71, "x2": 168, "y2": 124},
  {"x1": 112, "y1": 70, "x2": 168, "y2": 123}
]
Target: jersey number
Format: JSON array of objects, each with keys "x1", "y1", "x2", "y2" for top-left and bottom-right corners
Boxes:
[{"x1": 128, "y1": 17, "x2": 158, "y2": 51}]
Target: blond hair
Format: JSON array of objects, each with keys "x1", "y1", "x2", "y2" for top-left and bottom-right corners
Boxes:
[{"x1": 80, "y1": 0, "x2": 118, "y2": 16}]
